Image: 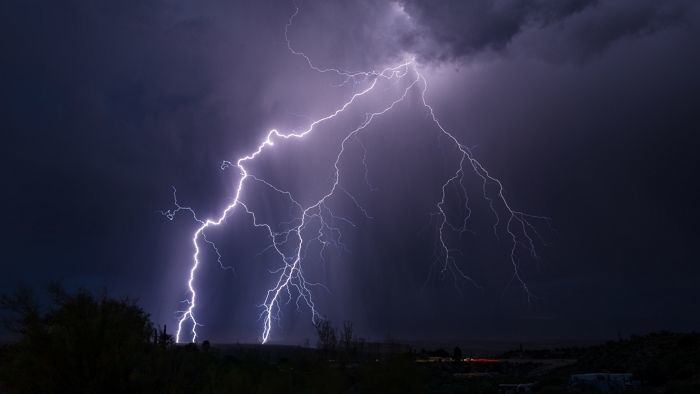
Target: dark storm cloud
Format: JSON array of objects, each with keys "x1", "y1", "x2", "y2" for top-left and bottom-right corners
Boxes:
[
  {"x1": 280, "y1": 0, "x2": 698, "y2": 69},
  {"x1": 2, "y1": 0, "x2": 699, "y2": 344},
  {"x1": 399, "y1": 0, "x2": 595, "y2": 60},
  {"x1": 0, "y1": 0, "x2": 299, "y2": 326},
  {"x1": 398, "y1": 0, "x2": 696, "y2": 63}
]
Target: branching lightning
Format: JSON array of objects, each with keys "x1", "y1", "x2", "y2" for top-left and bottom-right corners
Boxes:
[{"x1": 163, "y1": 4, "x2": 549, "y2": 344}]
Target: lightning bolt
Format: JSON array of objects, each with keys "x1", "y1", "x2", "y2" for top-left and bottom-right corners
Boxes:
[{"x1": 163, "y1": 4, "x2": 549, "y2": 344}]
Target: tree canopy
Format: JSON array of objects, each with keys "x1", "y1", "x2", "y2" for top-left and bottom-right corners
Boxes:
[{"x1": 0, "y1": 286, "x2": 159, "y2": 392}]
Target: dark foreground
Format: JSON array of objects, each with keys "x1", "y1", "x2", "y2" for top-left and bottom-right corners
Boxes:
[{"x1": 1, "y1": 288, "x2": 698, "y2": 393}]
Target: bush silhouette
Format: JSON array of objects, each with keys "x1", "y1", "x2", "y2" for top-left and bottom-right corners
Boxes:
[{"x1": 1, "y1": 286, "x2": 157, "y2": 393}]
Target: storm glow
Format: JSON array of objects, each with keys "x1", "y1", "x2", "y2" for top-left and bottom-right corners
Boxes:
[{"x1": 163, "y1": 4, "x2": 547, "y2": 344}]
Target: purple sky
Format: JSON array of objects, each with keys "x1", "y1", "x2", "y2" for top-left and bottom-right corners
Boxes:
[{"x1": 2, "y1": 0, "x2": 699, "y2": 344}]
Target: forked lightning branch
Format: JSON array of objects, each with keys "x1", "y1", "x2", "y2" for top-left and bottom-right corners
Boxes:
[{"x1": 163, "y1": 5, "x2": 548, "y2": 344}]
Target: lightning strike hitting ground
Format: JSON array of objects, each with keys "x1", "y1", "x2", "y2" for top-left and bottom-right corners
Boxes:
[{"x1": 163, "y1": 5, "x2": 548, "y2": 344}]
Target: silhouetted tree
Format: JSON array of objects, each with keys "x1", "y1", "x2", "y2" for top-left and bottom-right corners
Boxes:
[
  {"x1": 340, "y1": 320, "x2": 354, "y2": 351},
  {"x1": 0, "y1": 286, "x2": 158, "y2": 393},
  {"x1": 156, "y1": 324, "x2": 173, "y2": 348},
  {"x1": 315, "y1": 319, "x2": 337, "y2": 354}
]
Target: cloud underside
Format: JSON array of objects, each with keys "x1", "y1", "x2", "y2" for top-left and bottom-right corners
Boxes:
[{"x1": 290, "y1": 0, "x2": 696, "y2": 68}]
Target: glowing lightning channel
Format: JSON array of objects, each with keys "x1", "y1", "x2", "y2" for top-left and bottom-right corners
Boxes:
[{"x1": 164, "y1": 4, "x2": 549, "y2": 344}]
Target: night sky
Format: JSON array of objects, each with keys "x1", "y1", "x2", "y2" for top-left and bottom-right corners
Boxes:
[{"x1": 2, "y1": 0, "x2": 699, "y2": 344}]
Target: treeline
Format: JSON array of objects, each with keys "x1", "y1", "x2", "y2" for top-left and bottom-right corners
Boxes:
[
  {"x1": 573, "y1": 331, "x2": 700, "y2": 387},
  {"x1": 502, "y1": 331, "x2": 700, "y2": 391},
  {"x1": 0, "y1": 287, "x2": 425, "y2": 393}
]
